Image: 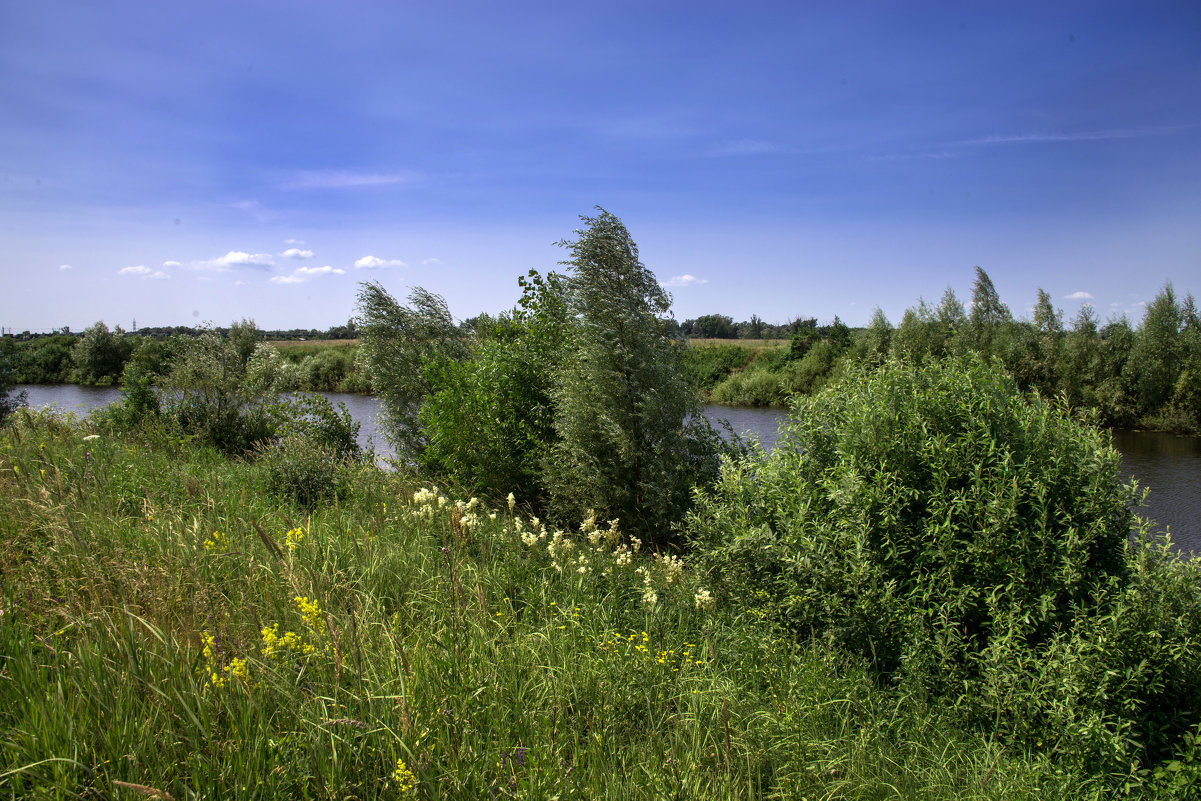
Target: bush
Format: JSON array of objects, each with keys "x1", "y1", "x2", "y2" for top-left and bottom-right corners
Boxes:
[
  {"x1": 271, "y1": 393, "x2": 362, "y2": 463},
  {"x1": 708, "y1": 369, "x2": 783, "y2": 407},
  {"x1": 259, "y1": 435, "x2": 347, "y2": 508},
  {"x1": 688, "y1": 355, "x2": 1201, "y2": 783},
  {"x1": 681, "y1": 343, "x2": 756, "y2": 390},
  {"x1": 158, "y1": 327, "x2": 284, "y2": 454}
]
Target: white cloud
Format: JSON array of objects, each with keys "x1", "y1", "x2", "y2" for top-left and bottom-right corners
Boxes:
[
  {"x1": 193, "y1": 251, "x2": 276, "y2": 271},
  {"x1": 58, "y1": 264, "x2": 72, "y2": 271},
  {"x1": 281, "y1": 248, "x2": 315, "y2": 259},
  {"x1": 284, "y1": 238, "x2": 305, "y2": 245},
  {"x1": 659, "y1": 274, "x2": 708, "y2": 288},
  {"x1": 355, "y1": 255, "x2": 406, "y2": 269},
  {"x1": 421, "y1": 257, "x2": 441, "y2": 266},
  {"x1": 162, "y1": 260, "x2": 181, "y2": 269},
  {"x1": 1132, "y1": 300, "x2": 1148, "y2": 309},
  {"x1": 119, "y1": 265, "x2": 169, "y2": 279},
  {"x1": 1065, "y1": 291, "x2": 1093, "y2": 300},
  {"x1": 270, "y1": 265, "x2": 346, "y2": 285},
  {"x1": 282, "y1": 170, "x2": 416, "y2": 189}
]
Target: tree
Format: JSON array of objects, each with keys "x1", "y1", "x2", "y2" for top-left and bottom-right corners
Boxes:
[
  {"x1": 1126, "y1": 283, "x2": 1183, "y2": 418},
  {"x1": 967, "y1": 266, "x2": 1012, "y2": 355},
  {"x1": 545, "y1": 209, "x2": 719, "y2": 540},
  {"x1": 158, "y1": 323, "x2": 285, "y2": 453},
  {"x1": 71, "y1": 321, "x2": 133, "y2": 386},
  {"x1": 355, "y1": 284, "x2": 468, "y2": 460}
]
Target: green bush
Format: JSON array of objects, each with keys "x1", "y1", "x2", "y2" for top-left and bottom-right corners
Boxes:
[
  {"x1": 259, "y1": 434, "x2": 347, "y2": 508},
  {"x1": 708, "y1": 368, "x2": 784, "y2": 407},
  {"x1": 681, "y1": 343, "x2": 756, "y2": 390},
  {"x1": 688, "y1": 355, "x2": 1201, "y2": 783},
  {"x1": 271, "y1": 393, "x2": 362, "y2": 463}
]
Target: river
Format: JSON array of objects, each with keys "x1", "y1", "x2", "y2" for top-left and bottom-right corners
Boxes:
[{"x1": 14, "y1": 383, "x2": 1201, "y2": 553}]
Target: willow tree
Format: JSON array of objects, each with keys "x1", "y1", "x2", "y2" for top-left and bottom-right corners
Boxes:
[{"x1": 546, "y1": 209, "x2": 718, "y2": 540}]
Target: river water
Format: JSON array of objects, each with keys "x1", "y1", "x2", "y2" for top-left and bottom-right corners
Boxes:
[{"x1": 14, "y1": 384, "x2": 1201, "y2": 553}]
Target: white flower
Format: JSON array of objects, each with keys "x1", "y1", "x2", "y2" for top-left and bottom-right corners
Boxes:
[{"x1": 694, "y1": 589, "x2": 715, "y2": 610}]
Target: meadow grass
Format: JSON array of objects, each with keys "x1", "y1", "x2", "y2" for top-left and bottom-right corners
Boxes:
[{"x1": 0, "y1": 409, "x2": 1094, "y2": 799}]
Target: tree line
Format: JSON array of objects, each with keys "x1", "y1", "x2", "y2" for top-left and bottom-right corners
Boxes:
[{"x1": 694, "y1": 267, "x2": 1200, "y2": 433}]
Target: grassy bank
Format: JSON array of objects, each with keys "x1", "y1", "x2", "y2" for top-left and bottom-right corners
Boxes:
[{"x1": 0, "y1": 409, "x2": 1090, "y2": 799}]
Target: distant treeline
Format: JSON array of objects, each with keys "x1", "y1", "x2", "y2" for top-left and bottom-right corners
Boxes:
[
  {"x1": 3, "y1": 268, "x2": 1198, "y2": 433},
  {"x1": 0, "y1": 320, "x2": 363, "y2": 390},
  {"x1": 683, "y1": 268, "x2": 1200, "y2": 434}
]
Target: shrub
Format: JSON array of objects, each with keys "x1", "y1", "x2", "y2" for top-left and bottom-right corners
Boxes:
[
  {"x1": 259, "y1": 435, "x2": 346, "y2": 509},
  {"x1": 688, "y1": 355, "x2": 1201, "y2": 781},
  {"x1": 158, "y1": 327, "x2": 283, "y2": 454},
  {"x1": 271, "y1": 393, "x2": 362, "y2": 463}
]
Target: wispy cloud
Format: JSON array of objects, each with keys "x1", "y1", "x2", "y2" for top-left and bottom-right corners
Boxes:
[
  {"x1": 963, "y1": 126, "x2": 1188, "y2": 146},
  {"x1": 660, "y1": 274, "x2": 708, "y2": 288},
  {"x1": 281, "y1": 248, "x2": 314, "y2": 259},
  {"x1": 270, "y1": 265, "x2": 346, "y2": 284},
  {"x1": 119, "y1": 265, "x2": 169, "y2": 279},
  {"x1": 162, "y1": 260, "x2": 181, "y2": 269},
  {"x1": 421, "y1": 257, "x2": 441, "y2": 266},
  {"x1": 282, "y1": 170, "x2": 417, "y2": 189},
  {"x1": 355, "y1": 255, "x2": 407, "y2": 269},
  {"x1": 229, "y1": 200, "x2": 281, "y2": 222},
  {"x1": 58, "y1": 264, "x2": 72, "y2": 271},
  {"x1": 869, "y1": 151, "x2": 961, "y2": 162},
  {"x1": 1065, "y1": 290, "x2": 1093, "y2": 300},
  {"x1": 284, "y1": 238, "x2": 305, "y2": 246},
  {"x1": 707, "y1": 139, "x2": 777, "y2": 157}
]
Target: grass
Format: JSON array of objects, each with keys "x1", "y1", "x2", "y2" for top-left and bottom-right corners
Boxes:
[{"x1": 0, "y1": 409, "x2": 1097, "y2": 799}]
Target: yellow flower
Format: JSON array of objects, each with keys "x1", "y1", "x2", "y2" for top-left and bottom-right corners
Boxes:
[
  {"x1": 392, "y1": 757, "x2": 417, "y2": 795},
  {"x1": 283, "y1": 527, "x2": 305, "y2": 550},
  {"x1": 293, "y1": 596, "x2": 327, "y2": 638},
  {"x1": 203, "y1": 531, "x2": 227, "y2": 554}
]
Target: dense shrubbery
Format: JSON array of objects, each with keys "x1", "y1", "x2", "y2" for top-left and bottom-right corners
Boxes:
[
  {"x1": 688, "y1": 354, "x2": 1201, "y2": 784},
  {"x1": 359, "y1": 210, "x2": 724, "y2": 541}
]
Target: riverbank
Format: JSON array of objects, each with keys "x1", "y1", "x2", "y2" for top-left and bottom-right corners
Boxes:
[
  {"x1": 16, "y1": 383, "x2": 1201, "y2": 554},
  {"x1": 0, "y1": 411, "x2": 1104, "y2": 799}
]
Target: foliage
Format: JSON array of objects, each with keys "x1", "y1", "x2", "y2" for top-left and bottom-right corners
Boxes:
[
  {"x1": 71, "y1": 321, "x2": 135, "y2": 386},
  {"x1": 259, "y1": 434, "x2": 347, "y2": 508},
  {"x1": 157, "y1": 325, "x2": 285, "y2": 454},
  {"x1": 688, "y1": 354, "x2": 1201, "y2": 784},
  {"x1": 680, "y1": 342, "x2": 757, "y2": 390},
  {"x1": 357, "y1": 212, "x2": 723, "y2": 534},
  {"x1": 0, "y1": 412, "x2": 1094, "y2": 800},
  {"x1": 271, "y1": 393, "x2": 362, "y2": 463},
  {"x1": 356, "y1": 283, "x2": 468, "y2": 460},
  {"x1": 545, "y1": 209, "x2": 720, "y2": 540},
  {"x1": 0, "y1": 338, "x2": 27, "y2": 426}
]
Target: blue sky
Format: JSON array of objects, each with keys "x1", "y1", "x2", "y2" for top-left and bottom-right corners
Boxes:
[{"x1": 2, "y1": 0, "x2": 1199, "y2": 332}]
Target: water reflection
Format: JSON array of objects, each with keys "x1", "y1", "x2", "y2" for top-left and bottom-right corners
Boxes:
[{"x1": 14, "y1": 385, "x2": 1200, "y2": 552}]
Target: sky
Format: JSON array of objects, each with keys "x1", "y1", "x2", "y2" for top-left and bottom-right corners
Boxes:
[{"x1": 2, "y1": 0, "x2": 1199, "y2": 333}]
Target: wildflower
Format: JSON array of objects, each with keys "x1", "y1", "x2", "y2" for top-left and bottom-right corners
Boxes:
[
  {"x1": 203, "y1": 531, "x2": 227, "y2": 554},
  {"x1": 283, "y1": 527, "x2": 305, "y2": 550},
  {"x1": 392, "y1": 757, "x2": 417, "y2": 795},
  {"x1": 82, "y1": 434, "x2": 100, "y2": 442},
  {"x1": 226, "y1": 657, "x2": 250, "y2": 681},
  {"x1": 293, "y1": 596, "x2": 327, "y2": 638},
  {"x1": 507, "y1": 492, "x2": 516, "y2": 513},
  {"x1": 694, "y1": 589, "x2": 715, "y2": 610}
]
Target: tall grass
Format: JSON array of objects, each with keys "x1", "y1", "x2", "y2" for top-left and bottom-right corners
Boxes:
[{"x1": 1, "y1": 409, "x2": 1094, "y2": 798}]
